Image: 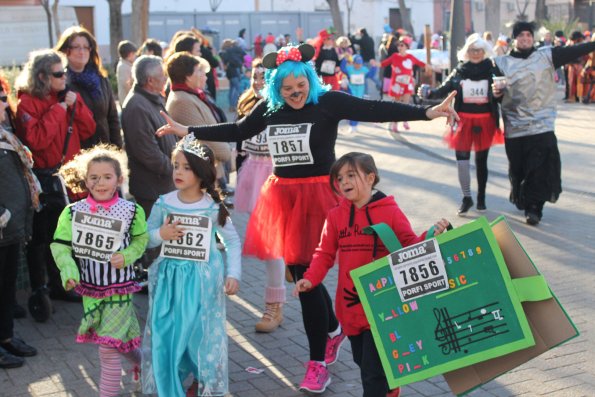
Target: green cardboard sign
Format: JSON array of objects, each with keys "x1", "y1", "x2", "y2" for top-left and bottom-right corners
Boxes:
[{"x1": 351, "y1": 217, "x2": 536, "y2": 389}]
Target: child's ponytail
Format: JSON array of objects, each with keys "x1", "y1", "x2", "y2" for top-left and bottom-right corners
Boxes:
[{"x1": 206, "y1": 185, "x2": 230, "y2": 227}]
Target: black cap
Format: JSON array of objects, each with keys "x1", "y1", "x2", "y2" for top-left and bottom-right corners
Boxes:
[{"x1": 512, "y1": 21, "x2": 535, "y2": 38}]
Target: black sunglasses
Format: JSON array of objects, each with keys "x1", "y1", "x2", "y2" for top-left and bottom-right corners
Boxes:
[{"x1": 50, "y1": 70, "x2": 67, "y2": 78}]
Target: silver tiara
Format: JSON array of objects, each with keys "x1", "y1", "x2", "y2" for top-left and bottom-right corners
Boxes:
[{"x1": 179, "y1": 135, "x2": 210, "y2": 161}]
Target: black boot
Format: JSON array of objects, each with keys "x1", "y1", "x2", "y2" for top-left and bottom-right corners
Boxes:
[
  {"x1": 457, "y1": 196, "x2": 474, "y2": 216},
  {"x1": 28, "y1": 286, "x2": 52, "y2": 323},
  {"x1": 476, "y1": 193, "x2": 486, "y2": 212}
]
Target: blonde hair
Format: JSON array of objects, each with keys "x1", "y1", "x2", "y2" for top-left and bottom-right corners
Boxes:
[
  {"x1": 58, "y1": 144, "x2": 128, "y2": 194},
  {"x1": 457, "y1": 33, "x2": 494, "y2": 62}
]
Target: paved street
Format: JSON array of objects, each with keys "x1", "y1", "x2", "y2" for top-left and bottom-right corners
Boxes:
[{"x1": 2, "y1": 96, "x2": 594, "y2": 397}]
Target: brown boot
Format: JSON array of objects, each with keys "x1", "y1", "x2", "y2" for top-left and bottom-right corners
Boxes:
[{"x1": 255, "y1": 303, "x2": 283, "y2": 333}]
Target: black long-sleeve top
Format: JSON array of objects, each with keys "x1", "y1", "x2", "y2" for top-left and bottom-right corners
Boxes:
[{"x1": 188, "y1": 91, "x2": 429, "y2": 178}]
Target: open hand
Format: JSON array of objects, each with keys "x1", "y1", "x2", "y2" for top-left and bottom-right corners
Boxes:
[
  {"x1": 156, "y1": 111, "x2": 189, "y2": 138},
  {"x1": 159, "y1": 216, "x2": 185, "y2": 241},
  {"x1": 425, "y1": 90, "x2": 459, "y2": 126}
]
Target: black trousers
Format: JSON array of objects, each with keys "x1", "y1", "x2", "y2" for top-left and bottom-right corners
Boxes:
[
  {"x1": 349, "y1": 330, "x2": 389, "y2": 397},
  {"x1": 290, "y1": 264, "x2": 339, "y2": 361},
  {"x1": 27, "y1": 207, "x2": 62, "y2": 291},
  {"x1": 0, "y1": 243, "x2": 21, "y2": 340}
]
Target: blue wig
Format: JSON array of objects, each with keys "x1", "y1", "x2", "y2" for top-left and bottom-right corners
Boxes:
[{"x1": 263, "y1": 61, "x2": 330, "y2": 114}]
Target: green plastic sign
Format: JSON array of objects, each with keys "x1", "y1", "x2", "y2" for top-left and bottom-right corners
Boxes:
[{"x1": 351, "y1": 217, "x2": 535, "y2": 389}]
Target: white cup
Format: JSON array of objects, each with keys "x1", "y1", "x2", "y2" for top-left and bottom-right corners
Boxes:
[{"x1": 493, "y1": 76, "x2": 507, "y2": 90}]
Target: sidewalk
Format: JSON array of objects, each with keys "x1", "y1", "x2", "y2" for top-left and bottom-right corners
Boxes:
[{"x1": 2, "y1": 98, "x2": 594, "y2": 396}]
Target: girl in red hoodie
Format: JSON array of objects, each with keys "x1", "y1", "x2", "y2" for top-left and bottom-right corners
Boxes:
[{"x1": 295, "y1": 152, "x2": 449, "y2": 397}]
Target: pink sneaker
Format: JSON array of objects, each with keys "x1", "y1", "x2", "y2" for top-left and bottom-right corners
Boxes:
[
  {"x1": 403, "y1": 121, "x2": 410, "y2": 130},
  {"x1": 299, "y1": 361, "x2": 331, "y2": 393},
  {"x1": 324, "y1": 331, "x2": 347, "y2": 365}
]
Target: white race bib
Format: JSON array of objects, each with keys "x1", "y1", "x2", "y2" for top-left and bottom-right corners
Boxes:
[
  {"x1": 72, "y1": 212, "x2": 126, "y2": 263},
  {"x1": 350, "y1": 74, "x2": 365, "y2": 85},
  {"x1": 395, "y1": 75, "x2": 411, "y2": 85},
  {"x1": 462, "y1": 79, "x2": 489, "y2": 104},
  {"x1": 320, "y1": 60, "x2": 336, "y2": 74},
  {"x1": 160, "y1": 213, "x2": 212, "y2": 262},
  {"x1": 241, "y1": 130, "x2": 269, "y2": 155},
  {"x1": 267, "y1": 123, "x2": 314, "y2": 167}
]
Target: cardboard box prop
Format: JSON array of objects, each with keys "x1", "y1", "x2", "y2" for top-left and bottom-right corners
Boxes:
[
  {"x1": 442, "y1": 216, "x2": 579, "y2": 395},
  {"x1": 350, "y1": 216, "x2": 577, "y2": 394}
]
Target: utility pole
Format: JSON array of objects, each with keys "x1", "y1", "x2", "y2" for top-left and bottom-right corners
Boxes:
[{"x1": 449, "y1": 0, "x2": 465, "y2": 71}]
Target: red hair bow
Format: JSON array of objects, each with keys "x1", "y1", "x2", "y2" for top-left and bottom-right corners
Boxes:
[{"x1": 276, "y1": 47, "x2": 302, "y2": 66}]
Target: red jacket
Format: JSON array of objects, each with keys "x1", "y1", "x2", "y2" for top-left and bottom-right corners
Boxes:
[
  {"x1": 15, "y1": 91, "x2": 96, "y2": 169},
  {"x1": 304, "y1": 192, "x2": 427, "y2": 336}
]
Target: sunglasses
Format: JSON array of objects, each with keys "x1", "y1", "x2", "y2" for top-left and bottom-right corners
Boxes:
[{"x1": 50, "y1": 70, "x2": 67, "y2": 78}]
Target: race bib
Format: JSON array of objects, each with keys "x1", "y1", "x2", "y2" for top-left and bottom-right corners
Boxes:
[
  {"x1": 350, "y1": 74, "x2": 365, "y2": 85},
  {"x1": 72, "y1": 212, "x2": 126, "y2": 263},
  {"x1": 462, "y1": 79, "x2": 489, "y2": 104},
  {"x1": 320, "y1": 60, "x2": 336, "y2": 74},
  {"x1": 160, "y1": 213, "x2": 212, "y2": 262},
  {"x1": 241, "y1": 130, "x2": 269, "y2": 155},
  {"x1": 267, "y1": 123, "x2": 314, "y2": 167}
]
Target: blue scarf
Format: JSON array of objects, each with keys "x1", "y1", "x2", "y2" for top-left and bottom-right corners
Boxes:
[{"x1": 68, "y1": 65, "x2": 102, "y2": 99}]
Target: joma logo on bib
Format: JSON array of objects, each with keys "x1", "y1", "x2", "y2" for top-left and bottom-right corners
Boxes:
[
  {"x1": 79, "y1": 214, "x2": 115, "y2": 229},
  {"x1": 396, "y1": 245, "x2": 427, "y2": 263},
  {"x1": 273, "y1": 126, "x2": 300, "y2": 135}
]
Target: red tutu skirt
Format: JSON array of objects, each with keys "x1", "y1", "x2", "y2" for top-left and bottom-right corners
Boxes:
[
  {"x1": 322, "y1": 75, "x2": 340, "y2": 91},
  {"x1": 243, "y1": 175, "x2": 340, "y2": 265},
  {"x1": 443, "y1": 112, "x2": 504, "y2": 152}
]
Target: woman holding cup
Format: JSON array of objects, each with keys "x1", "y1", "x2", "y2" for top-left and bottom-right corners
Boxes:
[{"x1": 420, "y1": 33, "x2": 503, "y2": 215}]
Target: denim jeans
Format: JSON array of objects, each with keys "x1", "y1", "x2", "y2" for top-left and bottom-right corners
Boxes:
[{"x1": 228, "y1": 75, "x2": 241, "y2": 109}]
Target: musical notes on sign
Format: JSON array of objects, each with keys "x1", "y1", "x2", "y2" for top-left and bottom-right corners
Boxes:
[{"x1": 433, "y1": 302, "x2": 509, "y2": 355}]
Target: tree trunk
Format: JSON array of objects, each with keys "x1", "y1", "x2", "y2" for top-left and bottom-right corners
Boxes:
[
  {"x1": 535, "y1": 0, "x2": 547, "y2": 22},
  {"x1": 485, "y1": 0, "x2": 501, "y2": 37},
  {"x1": 398, "y1": 0, "x2": 414, "y2": 36},
  {"x1": 51, "y1": 0, "x2": 61, "y2": 42},
  {"x1": 40, "y1": 0, "x2": 53, "y2": 47},
  {"x1": 326, "y1": 0, "x2": 345, "y2": 36},
  {"x1": 107, "y1": 0, "x2": 124, "y2": 68},
  {"x1": 131, "y1": 0, "x2": 149, "y2": 46}
]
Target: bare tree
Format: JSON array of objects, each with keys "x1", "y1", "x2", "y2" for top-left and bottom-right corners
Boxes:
[
  {"x1": 535, "y1": 0, "x2": 548, "y2": 22},
  {"x1": 40, "y1": 0, "x2": 54, "y2": 47},
  {"x1": 398, "y1": 0, "x2": 414, "y2": 36},
  {"x1": 131, "y1": 0, "x2": 149, "y2": 46},
  {"x1": 210, "y1": 0, "x2": 223, "y2": 12},
  {"x1": 344, "y1": 0, "x2": 354, "y2": 33},
  {"x1": 515, "y1": 0, "x2": 530, "y2": 21},
  {"x1": 107, "y1": 0, "x2": 124, "y2": 68},
  {"x1": 327, "y1": 0, "x2": 345, "y2": 36},
  {"x1": 51, "y1": 0, "x2": 61, "y2": 42},
  {"x1": 485, "y1": 0, "x2": 501, "y2": 36}
]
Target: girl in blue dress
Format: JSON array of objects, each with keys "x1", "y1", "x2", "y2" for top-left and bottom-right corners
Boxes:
[{"x1": 142, "y1": 136, "x2": 242, "y2": 396}]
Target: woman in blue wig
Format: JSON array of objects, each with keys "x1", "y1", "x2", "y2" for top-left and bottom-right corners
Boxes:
[{"x1": 157, "y1": 43, "x2": 457, "y2": 394}]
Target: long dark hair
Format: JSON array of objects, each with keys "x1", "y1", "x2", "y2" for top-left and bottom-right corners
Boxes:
[
  {"x1": 172, "y1": 144, "x2": 230, "y2": 226},
  {"x1": 329, "y1": 152, "x2": 380, "y2": 195}
]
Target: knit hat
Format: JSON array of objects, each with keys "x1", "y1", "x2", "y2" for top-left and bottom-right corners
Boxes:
[
  {"x1": 353, "y1": 55, "x2": 363, "y2": 64},
  {"x1": 512, "y1": 21, "x2": 535, "y2": 38}
]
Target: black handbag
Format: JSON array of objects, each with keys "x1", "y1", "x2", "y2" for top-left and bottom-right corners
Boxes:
[{"x1": 35, "y1": 100, "x2": 77, "y2": 211}]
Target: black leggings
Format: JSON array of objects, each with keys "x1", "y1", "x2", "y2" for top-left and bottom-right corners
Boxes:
[
  {"x1": 456, "y1": 149, "x2": 489, "y2": 196},
  {"x1": 290, "y1": 264, "x2": 339, "y2": 361}
]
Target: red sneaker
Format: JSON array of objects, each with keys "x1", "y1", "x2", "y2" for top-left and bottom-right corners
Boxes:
[
  {"x1": 299, "y1": 361, "x2": 331, "y2": 393},
  {"x1": 387, "y1": 387, "x2": 401, "y2": 397},
  {"x1": 324, "y1": 331, "x2": 347, "y2": 365}
]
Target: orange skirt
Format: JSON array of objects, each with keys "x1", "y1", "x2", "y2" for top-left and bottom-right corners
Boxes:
[{"x1": 243, "y1": 175, "x2": 340, "y2": 265}]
